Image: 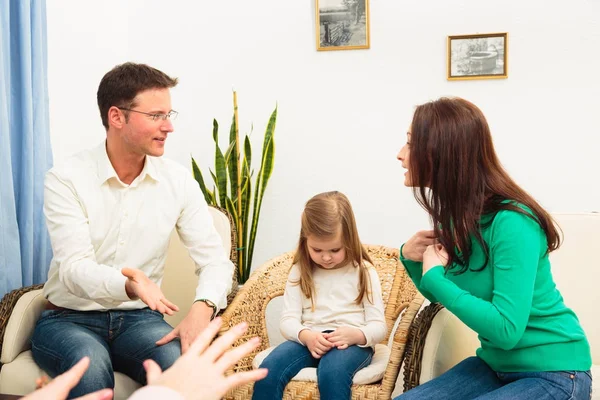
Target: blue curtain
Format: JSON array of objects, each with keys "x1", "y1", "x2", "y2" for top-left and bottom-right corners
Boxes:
[{"x1": 0, "y1": 0, "x2": 53, "y2": 298}]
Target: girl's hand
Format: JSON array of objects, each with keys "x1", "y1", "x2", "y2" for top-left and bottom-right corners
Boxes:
[
  {"x1": 403, "y1": 230, "x2": 437, "y2": 262},
  {"x1": 323, "y1": 327, "x2": 366, "y2": 349},
  {"x1": 422, "y1": 244, "x2": 449, "y2": 274},
  {"x1": 299, "y1": 330, "x2": 333, "y2": 359}
]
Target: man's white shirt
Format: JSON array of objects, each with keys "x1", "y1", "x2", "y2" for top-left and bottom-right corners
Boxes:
[{"x1": 43, "y1": 142, "x2": 233, "y2": 311}]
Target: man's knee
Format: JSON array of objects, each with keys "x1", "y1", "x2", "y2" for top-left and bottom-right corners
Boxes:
[
  {"x1": 37, "y1": 347, "x2": 115, "y2": 398},
  {"x1": 151, "y1": 339, "x2": 181, "y2": 370},
  {"x1": 74, "y1": 351, "x2": 114, "y2": 390},
  {"x1": 32, "y1": 329, "x2": 112, "y2": 382}
]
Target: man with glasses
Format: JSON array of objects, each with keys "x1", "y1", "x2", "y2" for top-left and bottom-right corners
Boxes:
[{"x1": 31, "y1": 62, "x2": 235, "y2": 397}]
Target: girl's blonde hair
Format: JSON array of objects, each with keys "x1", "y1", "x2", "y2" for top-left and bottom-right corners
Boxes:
[{"x1": 292, "y1": 191, "x2": 374, "y2": 310}]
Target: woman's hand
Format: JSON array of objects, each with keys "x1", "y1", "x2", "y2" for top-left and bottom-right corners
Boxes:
[
  {"x1": 402, "y1": 230, "x2": 437, "y2": 262},
  {"x1": 422, "y1": 244, "x2": 449, "y2": 274}
]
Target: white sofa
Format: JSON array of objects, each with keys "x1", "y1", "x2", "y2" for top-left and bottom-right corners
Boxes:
[
  {"x1": 394, "y1": 213, "x2": 599, "y2": 398},
  {"x1": 0, "y1": 206, "x2": 235, "y2": 399}
]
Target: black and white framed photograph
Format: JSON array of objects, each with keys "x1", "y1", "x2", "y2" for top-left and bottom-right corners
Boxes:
[
  {"x1": 447, "y1": 33, "x2": 508, "y2": 80},
  {"x1": 316, "y1": 0, "x2": 370, "y2": 51}
]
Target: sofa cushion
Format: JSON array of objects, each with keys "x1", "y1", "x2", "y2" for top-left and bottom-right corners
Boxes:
[
  {"x1": 418, "y1": 307, "x2": 479, "y2": 384},
  {"x1": 0, "y1": 289, "x2": 46, "y2": 364},
  {"x1": 252, "y1": 343, "x2": 390, "y2": 385}
]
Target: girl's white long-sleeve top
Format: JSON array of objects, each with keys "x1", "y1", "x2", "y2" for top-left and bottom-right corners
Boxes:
[{"x1": 279, "y1": 262, "x2": 387, "y2": 348}]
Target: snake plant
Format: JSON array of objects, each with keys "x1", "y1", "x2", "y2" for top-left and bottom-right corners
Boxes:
[{"x1": 191, "y1": 92, "x2": 277, "y2": 283}]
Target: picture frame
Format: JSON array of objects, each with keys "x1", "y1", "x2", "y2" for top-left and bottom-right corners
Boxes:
[
  {"x1": 447, "y1": 33, "x2": 508, "y2": 80},
  {"x1": 316, "y1": 0, "x2": 370, "y2": 51}
]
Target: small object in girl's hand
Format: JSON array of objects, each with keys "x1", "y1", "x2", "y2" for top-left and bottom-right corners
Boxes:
[{"x1": 321, "y1": 329, "x2": 334, "y2": 333}]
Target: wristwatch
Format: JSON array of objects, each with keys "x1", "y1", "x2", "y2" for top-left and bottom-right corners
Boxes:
[{"x1": 195, "y1": 298, "x2": 218, "y2": 320}]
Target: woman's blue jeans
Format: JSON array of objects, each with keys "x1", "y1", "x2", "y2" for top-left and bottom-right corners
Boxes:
[
  {"x1": 252, "y1": 340, "x2": 373, "y2": 400},
  {"x1": 396, "y1": 356, "x2": 593, "y2": 400},
  {"x1": 31, "y1": 308, "x2": 181, "y2": 399}
]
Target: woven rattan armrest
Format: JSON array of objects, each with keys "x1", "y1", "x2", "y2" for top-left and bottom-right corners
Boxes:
[{"x1": 401, "y1": 302, "x2": 445, "y2": 392}]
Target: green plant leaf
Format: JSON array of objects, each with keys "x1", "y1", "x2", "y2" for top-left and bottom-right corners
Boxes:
[
  {"x1": 246, "y1": 106, "x2": 277, "y2": 281},
  {"x1": 191, "y1": 156, "x2": 214, "y2": 205},
  {"x1": 244, "y1": 135, "x2": 252, "y2": 175},
  {"x1": 209, "y1": 186, "x2": 217, "y2": 205},
  {"x1": 212, "y1": 120, "x2": 228, "y2": 208},
  {"x1": 227, "y1": 113, "x2": 239, "y2": 204},
  {"x1": 225, "y1": 197, "x2": 238, "y2": 230},
  {"x1": 240, "y1": 158, "x2": 252, "y2": 281},
  {"x1": 190, "y1": 100, "x2": 277, "y2": 284}
]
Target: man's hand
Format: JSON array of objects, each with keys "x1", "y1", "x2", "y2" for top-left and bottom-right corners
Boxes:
[
  {"x1": 122, "y1": 268, "x2": 179, "y2": 315},
  {"x1": 422, "y1": 244, "x2": 449, "y2": 274},
  {"x1": 402, "y1": 230, "x2": 437, "y2": 262},
  {"x1": 323, "y1": 327, "x2": 366, "y2": 349},
  {"x1": 24, "y1": 357, "x2": 113, "y2": 400},
  {"x1": 156, "y1": 301, "x2": 213, "y2": 353},
  {"x1": 299, "y1": 330, "x2": 333, "y2": 359}
]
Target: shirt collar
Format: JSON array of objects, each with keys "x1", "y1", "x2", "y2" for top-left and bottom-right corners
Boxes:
[
  {"x1": 96, "y1": 141, "x2": 160, "y2": 186},
  {"x1": 141, "y1": 155, "x2": 160, "y2": 182},
  {"x1": 96, "y1": 142, "x2": 118, "y2": 185}
]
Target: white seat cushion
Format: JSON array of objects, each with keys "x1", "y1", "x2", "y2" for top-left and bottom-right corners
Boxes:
[{"x1": 252, "y1": 343, "x2": 390, "y2": 385}]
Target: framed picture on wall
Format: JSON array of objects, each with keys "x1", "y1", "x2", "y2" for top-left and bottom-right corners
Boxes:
[
  {"x1": 447, "y1": 32, "x2": 508, "y2": 80},
  {"x1": 316, "y1": 0, "x2": 370, "y2": 51}
]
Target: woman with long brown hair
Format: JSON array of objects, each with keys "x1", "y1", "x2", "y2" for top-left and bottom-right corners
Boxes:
[{"x1": 395, "y1": 98, "x2": 592, "y2": 399}]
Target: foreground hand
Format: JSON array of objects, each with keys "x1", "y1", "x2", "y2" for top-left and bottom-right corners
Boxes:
[
  {"x1": 323, "y1": 326, "x2": 366, "y2": 349},
  {"x1": 156, "y1": 302, "x2": 213, "y2": 353},
  {"x1": 402, "y1": 230, "x2": 437, "y2": 262},
  {"x1": 23, "y1": 357, "x2": 113, "y2": 400},
  {"x1": 34, "y1": 375, "x2": 49, "y2": 389},
  {"x1": 299, "y1": 330, "x2": 333, "y2": 359},
  {"x1": 143, "y1": 318, "x2": 267, "y2": 400},
  {"x1": 423, "y1": 244, "x2": 449, "y2": 274},
  {"x1": 122, "y1": 268, "x2": 179, "y2": 315}
]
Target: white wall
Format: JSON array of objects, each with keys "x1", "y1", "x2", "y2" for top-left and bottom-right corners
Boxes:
[{"x1": 46, "y1": 0, "x2": 600, "y2": 271}]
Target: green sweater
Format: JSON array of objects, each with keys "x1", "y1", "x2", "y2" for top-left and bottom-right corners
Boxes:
[{"x1": 401, "y1": 208, "x2": 591, "y2": 372}]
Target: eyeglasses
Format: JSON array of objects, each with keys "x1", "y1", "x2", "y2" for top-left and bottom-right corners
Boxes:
[{"x1": 118, "y1": 107, "x2": 178, "y2": 121}]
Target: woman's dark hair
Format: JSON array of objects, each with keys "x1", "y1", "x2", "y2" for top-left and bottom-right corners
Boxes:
[{"x1": 409, "y1": 97, "x2": 561, "y2": 273}]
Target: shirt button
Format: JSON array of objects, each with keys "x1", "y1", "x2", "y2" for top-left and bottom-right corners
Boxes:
[{"x1": 119, "y1": 240, "x2": 125, "y2": 245}]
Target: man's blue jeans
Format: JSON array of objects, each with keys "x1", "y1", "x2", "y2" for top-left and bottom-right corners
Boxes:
[
  {"x1": 395, "y1": 356, "x2": 593, "y2": 400},
  {"x1": 252, "y1": 340, "x2": 373, "y2": 400},
  {"x1": 31, "y1": 308, "x2": 181, "y2": 399}
]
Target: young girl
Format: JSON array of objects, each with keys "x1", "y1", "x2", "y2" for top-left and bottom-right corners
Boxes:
[
  {"x1": 396, "y1": 97, "x2": 592, "y2": 399},
  {"x1": 252, "y1": 191, "x2": 387, "y2": 400}
]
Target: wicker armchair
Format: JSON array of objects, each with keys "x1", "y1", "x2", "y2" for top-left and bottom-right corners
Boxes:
[
  {"x1": 401, "y1": 302, "x2": 445, "y2": 392},
  {"x1": 218, "y1": 245, "x2": 424, "y2": 400}
]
